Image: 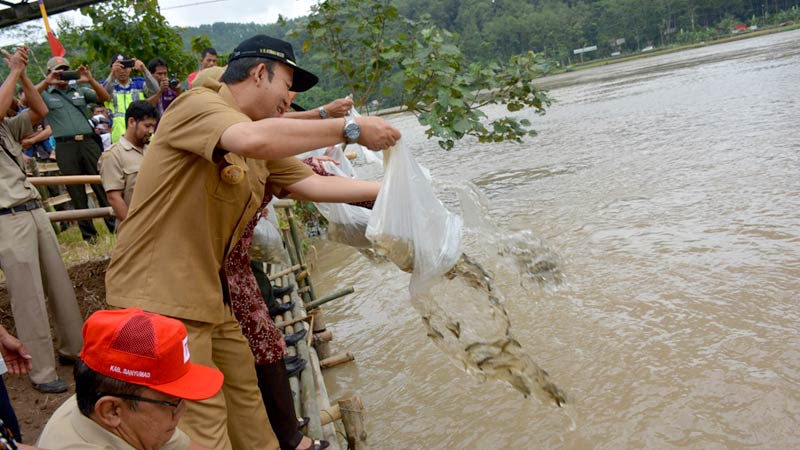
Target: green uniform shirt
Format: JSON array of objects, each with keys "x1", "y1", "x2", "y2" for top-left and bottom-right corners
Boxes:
[{"x1": 41, "y1": 84, "x2": 98, "y2": 138}]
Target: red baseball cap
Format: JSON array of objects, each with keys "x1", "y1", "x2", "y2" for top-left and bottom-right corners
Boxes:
[{"x1": 80, "y1": 308, "x2": 223, "y2": 401}]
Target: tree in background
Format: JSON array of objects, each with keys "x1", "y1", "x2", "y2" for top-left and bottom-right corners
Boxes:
[
  {"x1": 300, "y1": 0, "x2": 551, "y2": 150},
  {"x1": 57, "y1": 0, "x2": 195, "y2": 77}
]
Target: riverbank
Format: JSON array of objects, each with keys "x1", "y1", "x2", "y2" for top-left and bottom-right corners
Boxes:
[
  {"x1": 560, "y1": 22, "x2": 800, "y2": 74},
  {"x1": 370, "y1": 22, "x2": 800, "y2": 117}
]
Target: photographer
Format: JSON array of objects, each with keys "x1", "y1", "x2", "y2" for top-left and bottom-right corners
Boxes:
[
  {"x1": 102, "y1": 54, "x2": 159, "y2": 143},
  {"x1": 89, "y1": 104, "x2": 112, "y2": 150},
  {"x1": 35, "y1": 56, "x2": 116, "y2": 242},
  {"x1": 146, "y1": 57, "x2": 181, "y2": 120}
]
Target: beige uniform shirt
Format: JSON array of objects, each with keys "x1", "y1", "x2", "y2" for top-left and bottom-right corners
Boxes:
[
  {"x1": 98, "y1": 136, "x2": 144, "y2": 205},
  {"x1": 105, "y1": 78, "x2": 312, "y2": 324},
  {"x1": 0, "y1": 111, "x2": 37, "y2": 209},
  {"x1": 36, "y1": 395, "x2": 190, "y2": 450}
]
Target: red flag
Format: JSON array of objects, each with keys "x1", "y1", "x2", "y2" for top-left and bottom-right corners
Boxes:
[
  {"x1": 46, "y1": 32, "x2": 66, "y2": 57},
  {"x1": 39, "y1": 1, "x2": 66, "y2": 57}
]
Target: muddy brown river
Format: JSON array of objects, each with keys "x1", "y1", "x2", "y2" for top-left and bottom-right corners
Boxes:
[{"x1": 311, "y1": 29, "x2": 800, "y2": 449}]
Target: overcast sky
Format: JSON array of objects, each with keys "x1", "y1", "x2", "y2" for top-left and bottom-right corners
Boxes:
[
  {"x1": 1, "y1": 0, "x2": 317, "y2": 45},
  {"x1": 157, "y1": 0, "x2": 317, "y2": 28}
]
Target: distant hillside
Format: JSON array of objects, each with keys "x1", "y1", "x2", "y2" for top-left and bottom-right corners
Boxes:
[{"x1": 179, "y1": 21, "x2": 299, "y2": 54}]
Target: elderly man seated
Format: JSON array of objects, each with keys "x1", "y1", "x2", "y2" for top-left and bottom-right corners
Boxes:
[{"x1": 37, "y1": 309, "x2": 223, "y2": 450}]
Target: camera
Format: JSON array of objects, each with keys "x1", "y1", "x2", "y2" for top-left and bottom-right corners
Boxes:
[
  {"x1": 169, "y1": 77, "x2": 180, "y2": 89},
  {"x1": 59, "y1": 70, "x2": 80, "y2": 81},
  {"x1": 120, "y1": 59, "x2": 135, "y2": 68},
  {"x1": 90, "y1": 114, "x2": 110, "y2": 127},
  {"x1": 90, "y1": 114, "x2": 110, "y2": 133}
]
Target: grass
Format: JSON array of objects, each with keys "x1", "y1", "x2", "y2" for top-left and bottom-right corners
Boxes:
[{"x1": 55, "y1": 219, "x2": 116, "y2": 267}]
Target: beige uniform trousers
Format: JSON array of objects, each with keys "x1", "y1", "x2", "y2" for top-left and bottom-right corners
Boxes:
[
  {"x1": 181, "y1": 307, "x2": 279, "y2": 450},
  {"x1": 0, "y1": 208, "x2": 83, "y2": 384}
]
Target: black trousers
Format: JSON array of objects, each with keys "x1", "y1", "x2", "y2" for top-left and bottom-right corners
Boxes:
[
  {"x1": 0, "y1": 378, "x2": 21, "y2": 443},
  {"x1": 251, "y1": 260, "x2": 280, "y2": 311},
  {"x1": 255, "y1": 361, "x2": 303, "y2": 450},
  {"x1": 54, "y1": 138, "x2": 115, "y2": 241}
]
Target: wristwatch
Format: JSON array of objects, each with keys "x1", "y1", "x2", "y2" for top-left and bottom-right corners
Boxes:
[
  {"x1": 318, "y1": 106, "x2": 328, "y2": 119},
  {"x1": 343, "y1": 116, "x2": 360, "y2": 144}
]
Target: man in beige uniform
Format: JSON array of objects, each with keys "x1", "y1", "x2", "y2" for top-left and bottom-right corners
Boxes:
[
  {"x1": 104, "y1": 35, "x2": 400, "y2": 450},
  {"x1": 98, "y1": 100, "x2": 158, "y2": 223},
  {"x1": 37, "y1": 308, "x2": 221, "y2": 450},
  {"x1": 0, "y1": 47, "x2": 83, "y2": 394}
]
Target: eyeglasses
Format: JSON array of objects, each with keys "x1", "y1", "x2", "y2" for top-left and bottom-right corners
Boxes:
[{"x1": 96, "y1": 392, "x2": 183, "y2": 415}]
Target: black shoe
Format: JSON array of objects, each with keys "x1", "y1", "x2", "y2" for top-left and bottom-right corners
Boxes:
[
  {"x1": 285, "y1": 358, "x2": 307, "y2": 377},
  {"x1": 297, "y1": 416, "x2": 309, "y2": 430},
  {"x1": 283, "y1": 328, "x2": 307, "y2": 347},
  {"x1": 33, "y1": 379, "x2": 68, "y2": 393},
  {"x1": 58, "y1": 354, "x2": 77, "y2": 366},
  {"x1": 299, "y1": 439, "x2": 330, "y2": 450},
  {"x1": 269, "y1": 301, "x2": 295, "y2": 318},
  {"x1": 272, "y1": 284, "x2": 294, "y2": 298}
]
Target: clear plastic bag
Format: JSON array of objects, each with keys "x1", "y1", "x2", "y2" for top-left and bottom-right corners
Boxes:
[
  {"x1": 366, "y1": 145, "x2": 462, "y2": 293},
  {"x1": 250, "y1": 206, "x2": 289, "y2": 265},
  {"x1": 314, "y1": 157, "x2": 373, "y2": 249}
]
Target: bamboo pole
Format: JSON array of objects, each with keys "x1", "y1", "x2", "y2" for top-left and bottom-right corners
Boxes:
[
  {"x1": 286, "y1": 208, "x2": 315, "y2": 302},
  {"x1": 309, "y1": 347, "x2": 341, "y2": 450},
  {"x1": 320, "y1": 352, "x2": 354, "y2": 369},
  {"x1": 272, "y1": 199, "x2": 295, "y2": 209},
  {"x1": 297, "y1": 326, "x2": 323, "y2": 439},
  {"x1": 48, "y1": 207, "x2": 114, "y2": 222},
  {"x1": 312, "y1": 309, "x2": 332, "y2": 360},
  {"x1": 274, "y1": 313, "x2": 314, "y2": 330},
  {"x1": 281, "y1": 226, "x2": 299, "y2": 267},
  {"x1": 28, "y1": 175, "x2": 102, "y2": 185},
  {"x1": 338, "y1": 396, "x2": 370, "y2": 450},
  {"x1": 319, "y1": 404, "x2": 341, "y2": 426},
  {"x1": 267, "y1": 264, "x2": 301, "y2": 281},
  {"x1": 304, "y1": 287, "x2": 355, "y2": 311},
  {"x1": 312, "y1": 329, "x2": 333, "y2": 346}
]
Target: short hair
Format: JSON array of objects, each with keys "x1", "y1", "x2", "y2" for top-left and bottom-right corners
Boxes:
[
  {"x1": 201, "y1": 47, "x2": 217, "y2": 58},
  {"x1": 125, "y1": 100, "x2": 159, "y2": 124},
  {"x1": 220, "y1": 57, "x2": 276, "y2": 85},
  {"x1": 75, "y1": 359, "x2": 144, "y2": 417},
  {"x1": 147, "y1": 57, "x2": 168, "y2": 74}
]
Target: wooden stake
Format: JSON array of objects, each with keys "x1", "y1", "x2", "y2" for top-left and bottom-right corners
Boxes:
[
  {"x1": 338, "y1": 396, "x2": 370, "y2": 450},
  {"x1": 320, "y1": 352, "x2": 354, "y2": 369},
  {"x1": 319, "y1": 404, "x2": 341, "y2": 426},
  {"x1": 312, "y1": 309, "x2": 332, "y2": 360},
  {"x1": 312, "y1": 329, "x2": 333, "y2": 346}
]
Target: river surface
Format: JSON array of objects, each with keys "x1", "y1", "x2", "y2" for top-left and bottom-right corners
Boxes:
[{"x1": 311, "y1": 30, "x2": 800, "y2": 449}]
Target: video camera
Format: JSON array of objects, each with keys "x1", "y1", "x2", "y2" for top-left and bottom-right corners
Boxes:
[{"x1": 169, "y1": 77, "x2": 180, "y2": 89}]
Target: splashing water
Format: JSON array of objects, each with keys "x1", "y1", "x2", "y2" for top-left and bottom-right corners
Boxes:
[{"x1": 373, "y1": 179, "x2": 570, "y2": 407}]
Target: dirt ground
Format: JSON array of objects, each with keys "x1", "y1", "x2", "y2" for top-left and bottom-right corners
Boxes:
[{"x1": 0, "y1": 258, "x2": 109, "y2": 444}]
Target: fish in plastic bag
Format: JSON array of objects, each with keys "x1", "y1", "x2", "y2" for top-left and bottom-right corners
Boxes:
[{"x1": 365, "y1": 145, "x2": 462, "y2": 293}]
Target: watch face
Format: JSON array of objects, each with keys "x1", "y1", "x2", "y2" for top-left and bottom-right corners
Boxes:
[{"x1": 345, "y1": 122, "x2": 360, "y2": 141}]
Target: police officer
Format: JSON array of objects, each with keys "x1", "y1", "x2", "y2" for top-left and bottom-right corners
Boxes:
[{"x1": 35, "y1": 56, "x2": 116, "y2": 242}]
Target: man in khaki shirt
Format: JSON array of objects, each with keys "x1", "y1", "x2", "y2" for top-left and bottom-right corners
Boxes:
[
  {"x1": 98, "y1": 100, "x2": 158, "y2": 222},
  {"x1": 37, "y1": 308, "x2": 221, "y2": 450},
  {"x1": 0, "y1": 47, "x2": 83, "y2": 395},
  {"x1": 105, "y1": 35, "x2": 400, "y2": 450}
]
